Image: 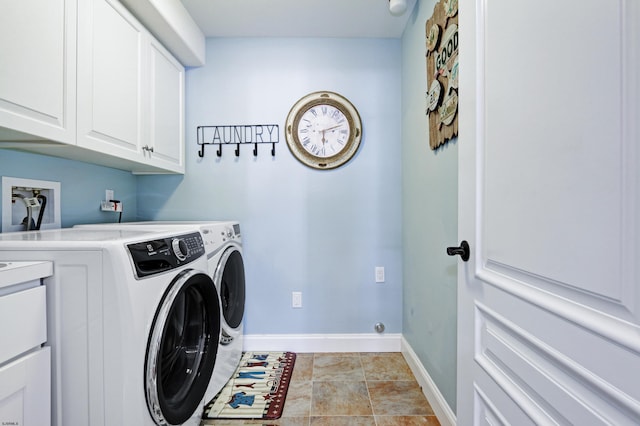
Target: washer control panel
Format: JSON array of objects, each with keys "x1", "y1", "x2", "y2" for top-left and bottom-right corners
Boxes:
[
  {"x1": 128, "y1": 232, "x2": 205, "y2": 278},
  {"x1": 200, "y1": 223, "x2": 241, "y2": 253}
]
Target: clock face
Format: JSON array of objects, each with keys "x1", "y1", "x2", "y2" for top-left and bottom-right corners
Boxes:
[
  {"x1": 286, "y1": 91, "x2": 362, "y2": 169},
  {"x1": 297, "y1": 104, "x2": 350, "y2": 158}
]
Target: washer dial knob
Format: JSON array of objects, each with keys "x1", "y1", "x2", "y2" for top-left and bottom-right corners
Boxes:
[{"x1": 172, "y1": 238, "x2": 188, "y2": 261}]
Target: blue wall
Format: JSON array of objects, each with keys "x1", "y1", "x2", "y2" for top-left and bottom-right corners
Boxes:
[
  {"x1": 1, "y1": 25, "x2": 457, "y2": 413},
  {"x1": 401, "y1": 1, "x2": 459, "y2": 412},
  {"x1": 0, "y1": 149, "x2": 137, "y2": 229},
  {"x1": 137, "y1": 37, "x2": 404, "y2": 335}
]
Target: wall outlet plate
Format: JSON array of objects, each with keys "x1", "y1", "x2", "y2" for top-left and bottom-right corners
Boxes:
[
  {"x1": 292, "y1": 291, "x2": 302, "y2": 308},
  {"x1": 101, "y1": 201, "x2": 123, "y2": 212}
]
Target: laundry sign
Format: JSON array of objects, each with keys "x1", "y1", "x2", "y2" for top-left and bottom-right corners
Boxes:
[
  {"x1": 205, "y1": 124, "x2": 278, "y2": 145},
  {"x1": 196, "y1": 124, "x2": 279, "y2": 157},
  {"x1": 425, "y1": 0, "x2": 459, "y2": 150}
]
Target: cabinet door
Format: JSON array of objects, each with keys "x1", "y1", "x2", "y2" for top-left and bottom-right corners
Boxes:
[
  {"x1": 0, "y1": 348, "x2": 51, "y2": 426},
  {"x1": 77, "y1": 0, "x2": 146, "y2": 160},
  {"x1": 0, "y1": 0, "x2": 75, "y2": 144},
  {"x1": 145, "y1": 39, "x2": 185, "y2": 173}
]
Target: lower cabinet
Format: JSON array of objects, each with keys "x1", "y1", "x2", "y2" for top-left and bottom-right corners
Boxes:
[
  {"x1": 0, "y1": 269, "x2": 51, "y2": 426},
  {"x1": 0, "y1": 348, "x2": 51, "y2": 426}
]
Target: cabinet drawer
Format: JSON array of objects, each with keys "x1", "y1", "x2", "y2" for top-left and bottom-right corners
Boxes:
[{"x1": 0, "y1": 286, "x2": 46, "y2": 364}]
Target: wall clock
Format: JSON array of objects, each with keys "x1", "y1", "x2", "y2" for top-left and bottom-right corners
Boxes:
[{"x1": 285, "y1": 91, "x2": 362, "y2": 169}]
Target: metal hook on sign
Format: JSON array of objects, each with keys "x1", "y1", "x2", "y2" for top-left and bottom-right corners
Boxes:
[{"x1": 197, "y1": 127, "x2": 206, "y2": 158}]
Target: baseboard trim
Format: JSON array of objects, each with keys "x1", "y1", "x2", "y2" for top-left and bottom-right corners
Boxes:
[
  {"x1": 243, "y1": 333, "x2": 402, "y2": 353},
  {"x1": 401, "y1": 336, "x2": 457, "y2": 426}
]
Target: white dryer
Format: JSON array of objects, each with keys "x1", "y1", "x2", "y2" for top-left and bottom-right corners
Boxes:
[
  {"x1": 73, "y1": 221, "x2": 246, "y2": 401},
  {"x1": 195, "y1": 221, "x2": 245, "y2": 398},
  {"x1": 0, "y1": 228, "x2": 221, "y2": 426}
]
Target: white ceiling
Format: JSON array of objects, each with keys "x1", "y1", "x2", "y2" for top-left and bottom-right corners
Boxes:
[{"x1": 180, "y1": 0, "x2": 417, "y2": 38}]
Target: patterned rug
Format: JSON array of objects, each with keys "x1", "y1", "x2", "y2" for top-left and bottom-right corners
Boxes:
[{"x1": 204, "y1": 351, "x2": 296, "y2": 420}]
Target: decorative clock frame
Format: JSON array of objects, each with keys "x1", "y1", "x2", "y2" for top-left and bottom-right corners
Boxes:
[{"x1": 285, "y1": 91, "x2": 362, "y2": 170}]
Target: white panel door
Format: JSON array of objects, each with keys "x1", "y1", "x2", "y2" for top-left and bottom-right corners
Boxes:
[{"x1": 457, "y1": 0, "x2": 639, "y2": 424}]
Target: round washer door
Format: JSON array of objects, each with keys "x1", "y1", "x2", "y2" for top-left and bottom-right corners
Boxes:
[
  {"x1": 215, "y1": 246, "x2": 246, "y2": 330},
  {"x1": 145, "y1": 269, "x2": 221, "y2": 425}
]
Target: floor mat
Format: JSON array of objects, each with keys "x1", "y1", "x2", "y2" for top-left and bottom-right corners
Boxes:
[{"x1": 204, "y1": 351, "x2": 296, "y2": 420}]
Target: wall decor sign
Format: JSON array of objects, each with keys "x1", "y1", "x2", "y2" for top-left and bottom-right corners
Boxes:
[
  {"x1": 196, "y1": 124, "x2": 279, "y2": 157},
  {"x1": 425, "y1": 0, "x2": 458, "y2": 150}
]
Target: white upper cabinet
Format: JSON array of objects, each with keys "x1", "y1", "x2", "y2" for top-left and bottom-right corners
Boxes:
[
  {"x1": 77, "y1": 0, "x2": 146, "y2": 161},
  {"x1": 146, "y1": 38, "x2": 185, "y2": 172},
  {"x1": 77, "y1": 0, "x2": 185, "y2": 174},
  {"x1": 0, "y1": 0, "x2": 185, "y2": 174},
  {"x1": 0, "y1": 0, "x2": 76, "y2": 144}
]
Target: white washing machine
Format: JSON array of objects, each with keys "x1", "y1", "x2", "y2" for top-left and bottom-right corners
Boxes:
[
  {"x1": 73, "y1": 221, "x2": 246, "y2": 401},
  {"x1": 0, "y1": 228, "x2": 222, "y2": 426}
]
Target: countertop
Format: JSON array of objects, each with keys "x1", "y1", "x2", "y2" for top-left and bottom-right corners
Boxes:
[{"x1": 0, "y1": 261, "x2": 53, "y2": 290}]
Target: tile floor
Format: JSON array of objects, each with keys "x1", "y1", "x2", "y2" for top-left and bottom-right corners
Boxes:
[{"x1": 201, "y1": 352, "x2": 441, "y2": 426}]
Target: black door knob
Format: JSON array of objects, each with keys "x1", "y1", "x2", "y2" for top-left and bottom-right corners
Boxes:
[{"x1": 447, "y1": 240, "x2": 470, "y2": 262}]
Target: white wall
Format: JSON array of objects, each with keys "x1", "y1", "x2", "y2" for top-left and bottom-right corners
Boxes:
[
  {"x1": 137, "y1": 37, "x2": 404, "y2": 336},
  {"x1": 401, "y1": 0, "x2": 459, "y2": 412}
]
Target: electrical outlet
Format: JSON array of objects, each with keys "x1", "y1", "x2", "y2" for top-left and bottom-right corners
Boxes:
[
  {"x1": 101, "y1": 201, "x2": 123, "y2": 212},
  {"x1": 292, "y1": 291, "x2": 302, "y2": 308},
  {"x1": 375, "y1": 266, "x2": 385, "y2": 283},
  {"x1": 101, "y1": 189, "x2": 122, "y2": 212}
]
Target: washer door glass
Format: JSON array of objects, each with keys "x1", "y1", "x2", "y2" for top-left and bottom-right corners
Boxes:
[
  {"x1": 146, "y1": 269, "x2": 220, "y2": 425},
  {"x1": 216, "y1": 247, "x2": 246, "y2": 330}
]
